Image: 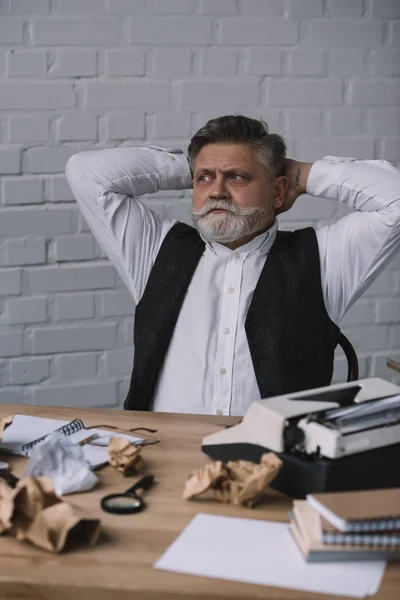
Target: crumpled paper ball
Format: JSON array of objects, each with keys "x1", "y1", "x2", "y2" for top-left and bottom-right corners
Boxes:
[
  {"x1": 183, "y1": 453, "x2": 283, "y2": 507},
  {"x1": 0, "y1": 476, "x2": 100, "y2": 553},
  {"x1": 23, "y1": 432, "x2": 98, "y2": 496},
  {"x1": 108, "y1": 436, "x2": 143, "y2": 476}
]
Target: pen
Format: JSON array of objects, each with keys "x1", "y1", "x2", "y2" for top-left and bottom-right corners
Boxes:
[{"x1": 387, "y1": 358, "x2": 400, "y2": 373}]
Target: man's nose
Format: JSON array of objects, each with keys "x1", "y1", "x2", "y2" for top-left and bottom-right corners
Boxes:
[{"x1": 210, "y1": 177, "x2": 230, "y2": 199}]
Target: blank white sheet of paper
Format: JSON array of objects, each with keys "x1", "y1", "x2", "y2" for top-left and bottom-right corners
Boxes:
[{"x1": 154, "y1": 514, "x2": 386, "y2": 598}]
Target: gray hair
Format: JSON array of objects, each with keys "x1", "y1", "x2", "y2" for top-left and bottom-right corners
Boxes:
[{"x1": 188, "y1": 115, "x2": 286, "y2": 176}]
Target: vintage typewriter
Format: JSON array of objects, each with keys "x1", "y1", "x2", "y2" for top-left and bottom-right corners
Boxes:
[{"x1": 202, "y1": 378, "x2": 400, "y2": 498}]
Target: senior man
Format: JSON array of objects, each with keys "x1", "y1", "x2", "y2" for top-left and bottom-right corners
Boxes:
[{"x1": 66, "y1": 115, "x2": 400, "y2": 415}]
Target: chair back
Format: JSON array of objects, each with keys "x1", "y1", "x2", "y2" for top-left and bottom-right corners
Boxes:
[{"x1": 337, "y1": 332, "x2": 359, "y2": 382}]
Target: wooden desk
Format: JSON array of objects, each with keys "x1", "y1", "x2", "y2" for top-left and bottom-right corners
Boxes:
[{"x1": 0, "y1": 404, "x2": 398, "y2": 600}]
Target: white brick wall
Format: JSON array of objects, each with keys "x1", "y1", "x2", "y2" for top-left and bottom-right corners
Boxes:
[{"x1": 0, "y1": 0, "x2": 399, "y2": 408}]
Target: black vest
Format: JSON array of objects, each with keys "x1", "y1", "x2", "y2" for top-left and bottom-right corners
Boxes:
[{"x1": 124, "y1": 223, "x2": 340, "y2": 411}]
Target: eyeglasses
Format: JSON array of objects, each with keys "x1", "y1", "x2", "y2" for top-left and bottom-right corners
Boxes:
[
  {"x1": 84, "y1": 435, "x2": 159, "y2": 448},
  {"x1": 100, "y1": 474, "x2": 155, "y2": 515}
]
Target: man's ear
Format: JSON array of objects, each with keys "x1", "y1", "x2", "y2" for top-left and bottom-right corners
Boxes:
[{"x1": 272, "y1": 176, "x2": 289, "y2": 210}]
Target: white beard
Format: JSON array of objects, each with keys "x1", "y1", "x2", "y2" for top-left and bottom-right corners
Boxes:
[{"x1": 190, "y1": 199, "x2": 271, "y2": 243}]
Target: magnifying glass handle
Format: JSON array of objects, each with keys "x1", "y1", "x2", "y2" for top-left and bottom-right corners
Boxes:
[
  {"x1": 0, "y1": 469, "x2": 19, "y2": 489},
  {"x1": 126, "y1": 475, "x2": 154, "y2": 496}
]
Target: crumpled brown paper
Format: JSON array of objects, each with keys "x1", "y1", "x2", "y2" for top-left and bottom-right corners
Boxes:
[
  {"x1": 183, "y1": 461, "x2": 229, "y2": 500},
  {"x1": 0, "y1": 480, "x2": 14, "y2": 533},
  {"x1": 183, "y1": 453, "x2": 283, "y2": 507},
  {"x1": 0, "y1": 415, "x2": 13, "y2": 442},
  {"x1": 0, "y1": 476, "x2": 100, "y2": 553},
  {"x1": 108, "y1": 436, "x2": 143, "y2": 476}
]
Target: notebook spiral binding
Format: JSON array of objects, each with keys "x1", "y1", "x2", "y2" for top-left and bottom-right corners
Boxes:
[
  {"x1": 323, "y1": 532, "x2": 400, "y2": 547},
  {"x1": 347, "y1": 518, "x2": 400, "y2": 533},
  {"x1": 21, "y1": 418, "x2": 85, "y2": 455}
]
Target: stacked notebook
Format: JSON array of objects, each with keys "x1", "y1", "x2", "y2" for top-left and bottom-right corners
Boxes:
[{"x1": 289, "y1": 488, "x2": 400, "y2": 562}]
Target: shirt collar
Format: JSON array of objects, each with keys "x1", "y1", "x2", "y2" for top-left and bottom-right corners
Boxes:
[{"x1": 200, "y1": 219, "x2": 279, "y2": 257}]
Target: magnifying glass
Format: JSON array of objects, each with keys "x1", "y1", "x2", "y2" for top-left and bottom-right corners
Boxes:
[{"x1": 100, "y1": 474, "x2": 155, "y2": 514}]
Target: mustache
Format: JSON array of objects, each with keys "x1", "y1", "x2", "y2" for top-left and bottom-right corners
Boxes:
[{"x1": 190, "y1": 199, "x2": 261, "y2": 218}]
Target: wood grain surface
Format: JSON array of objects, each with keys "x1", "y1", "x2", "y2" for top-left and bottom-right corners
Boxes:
[{"x1": 0, "y1": 404, "x2": 398, "y2": 600}]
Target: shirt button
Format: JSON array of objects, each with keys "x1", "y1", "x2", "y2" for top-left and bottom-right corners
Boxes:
[
  {"x1": 235, "y1": 252, "x2": 240, "y2": 259},
  {"x1": 220, "y1": 368, "x2": 227, "y2": 375},
  {"x1": 223, "y1": 328, "x2": 231, "y2": 334},
  {"x1": 228, "y1": 287, "x2": 235, "y2": 294},
  {"x1": 216, "y1": 409, "x2": 223, "y2": 416},
  {"x1": 169, "y1": 155, "x2": 175, "y2": 161}
]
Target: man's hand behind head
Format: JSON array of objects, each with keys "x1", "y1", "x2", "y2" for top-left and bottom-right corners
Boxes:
[{"x1": 276, "y1": 159, "x2": 313, "y2": 216}]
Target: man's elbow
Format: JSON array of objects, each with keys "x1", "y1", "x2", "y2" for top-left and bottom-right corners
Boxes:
[
  {"x1": 65, "y1": 151, "x2": 88, "y2": 183},
  {"x1": 65, "y1": 152, "x2": 80, "y2": 187},
  {"x1": 65, "y1": 151, "x2": 102, "y2": 196}
]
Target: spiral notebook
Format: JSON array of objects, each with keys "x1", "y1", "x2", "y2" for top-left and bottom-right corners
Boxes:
[
  {"x1": 306, "y1": 489, "x2": 400, "y2": 533},
  {"x1": 0, "y1": 414, "x2": 145, "y2": 469},
  {"x1": 290, "y1": 501, "x2": 400, "y2": 562},
  {"x1": 293, "y1": 501, "x2": 400, "y2": 547}
]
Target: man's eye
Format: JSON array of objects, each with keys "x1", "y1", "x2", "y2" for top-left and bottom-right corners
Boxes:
[
  {"x1": 198, "y1": 175, "x2": 211, "y2": 182},
  {"x1": 230, "y1": 174, "x2": 244, "y2": 181}
]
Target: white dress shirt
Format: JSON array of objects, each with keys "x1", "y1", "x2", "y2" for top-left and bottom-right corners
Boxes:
[{"x1": 66, "y1": 148, "x2": 400, "y2": 416}]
